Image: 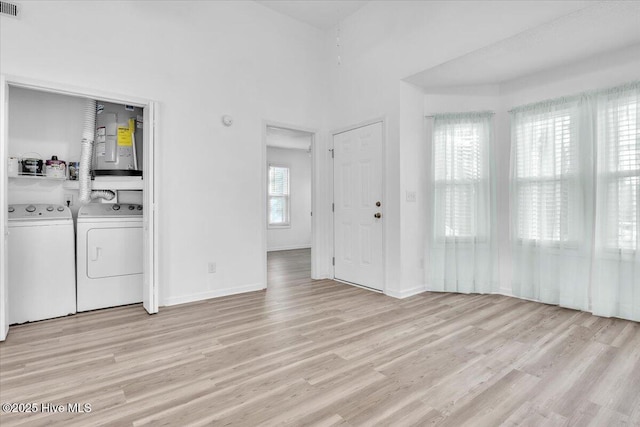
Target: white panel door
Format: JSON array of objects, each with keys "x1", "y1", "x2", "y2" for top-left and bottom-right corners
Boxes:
[{"x1": 334, "y1": 122, "x2": 383, "y2": 290}]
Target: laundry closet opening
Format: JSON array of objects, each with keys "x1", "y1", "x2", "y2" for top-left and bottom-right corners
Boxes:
[{"x1": 0, "y1": 78, "x2": 158, "y2": 338}]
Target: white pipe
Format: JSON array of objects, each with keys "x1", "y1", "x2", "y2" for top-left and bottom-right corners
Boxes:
[
  {"x1": 78, "y1": 99, "x2": 116, "y2": 202},
  {"x1": 90, "y1": 190, "x2": 115, "y2": 201},
  {"x1": 79, "y1": 99, "x2": 96, "y2": 204},
  {"x1": 131, "y1": 131, "x2": 138, "y2": 170}
]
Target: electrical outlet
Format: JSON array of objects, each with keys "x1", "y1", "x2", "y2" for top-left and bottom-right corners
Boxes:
[
  {"x1": 208, "y1": 262, "x2": 216, "y2": 273},
  {"x1": 64, "y1": 193, "x2": 74, "y2": 207}
]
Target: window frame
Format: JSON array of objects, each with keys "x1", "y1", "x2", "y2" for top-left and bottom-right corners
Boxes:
[
  {"x1": 599, "y1": 95, "x2": 639, "y2": 252},
  {"x1": 267, "y1": 163, "x2": 291, "y2": 229},
  {"x1": 432, "y1": 119, "x2": 489, "y2": 243},
  {"x1": 513, "y1": 107, "x2": 581, "y2": 246},
  {"x1": 602, "y1": 172, "x2": 638, "y2": 253}
]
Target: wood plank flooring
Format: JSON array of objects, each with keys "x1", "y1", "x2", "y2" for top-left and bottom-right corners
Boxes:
[{"x1": 1, "y1": 248, "x2": 639, "y2": 426}]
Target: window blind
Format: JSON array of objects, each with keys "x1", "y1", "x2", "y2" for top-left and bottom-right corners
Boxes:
[
  {"x1": 514, "y1": 107, "x2": 576, "y2": 242},
  {"x1": 433, "y1": 117, "x2": 489, "y2": 238},
  {"x1": 434, "y1": 123, "x2": 482, "y2": 182},
  {"x1": 602, "y1": 94, "x2": 639, "y2": 250},
  {"x1": 268, "y1": 165, "x2": 290, "y2": 226}
]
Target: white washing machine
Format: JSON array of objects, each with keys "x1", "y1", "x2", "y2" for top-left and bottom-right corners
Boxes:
[
  {"x1": 8, "y1": 204, "x2": 76, "y2": 324},
  {"x1": 76, "y1": 203, "x2": 143, "y2": 312}
]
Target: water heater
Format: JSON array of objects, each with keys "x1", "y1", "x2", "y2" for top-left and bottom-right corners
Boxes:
[{"x1": 94, "y1": 101, "x2": 143, "y2": 176}]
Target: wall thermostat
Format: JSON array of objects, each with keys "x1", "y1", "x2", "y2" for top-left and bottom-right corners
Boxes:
[{"x1": 222, "y1": 115, "x2": 233, "y2": 127}]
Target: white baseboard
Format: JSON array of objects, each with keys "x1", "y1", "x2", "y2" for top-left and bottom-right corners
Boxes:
[
  {"x1": 498, "y1": 287, "x2": 514, "y2": 297},
  {"x1": 496, "y1": 288, "x2": 544, "y2": 304},
  {"x1": 385, "y1": 285, "x2": 426, "y2": 299},
  {"x1": 267, "y1": 244, "x2": 311, "y2": 252},
  {"x1": 162, "y1": 282, "x2": 265, "y2": 307},
  {"x1": 335, "y1": 279, "x2": 383, "y2": 293}
]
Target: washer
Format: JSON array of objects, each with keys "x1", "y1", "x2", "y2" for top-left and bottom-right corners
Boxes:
[
  {"x1": 76, "y1": 203, "x2": 143, "y2": 312},
  {"x1": 8, "y1": 204, "x2": 76, "y2": 324}
]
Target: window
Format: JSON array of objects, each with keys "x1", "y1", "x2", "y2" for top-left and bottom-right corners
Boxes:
[
  {"x1": 513, "y1": 105, "x2": 578, "y2": 242},
  {"x1": 433, "y1": 115, "x2": 491, "y2": 239},
  {"x1": 268, "y1": 165, "x2": 290, "y2": 227},
  {"x1": 601, "y1": 93, "x2": 639, "y2": 250}
]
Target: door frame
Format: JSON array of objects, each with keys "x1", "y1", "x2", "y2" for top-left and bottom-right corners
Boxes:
[
  {"x1": 0, "y1": 75, "x2": 159, "y2": 341},
  {"x1": 1, "y1": 75, "x2": 8, "y2": 340},
  {"x1": 262, "y1": 121, "x2": 318, "y2": 288},
  {"x1": 331, "y1": 117, "x2": 387, "y2": 293},
  {"x1": 142, "y1": 98, "x2": 158, "y2": 314}
]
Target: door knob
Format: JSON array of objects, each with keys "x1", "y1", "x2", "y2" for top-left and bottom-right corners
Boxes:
[
  {"x1": 376, "y1": 201, "x2": 381, "y2": 207},
  {"x1": 374, "y1": 213, "x2": 382, "y2": 219}
]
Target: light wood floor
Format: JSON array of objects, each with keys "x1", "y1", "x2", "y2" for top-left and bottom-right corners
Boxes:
[{"x1": 1, "y1": 248, "x2": 639, "y2": 426}]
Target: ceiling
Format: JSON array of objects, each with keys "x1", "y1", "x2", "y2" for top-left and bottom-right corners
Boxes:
[
  {"x1": 257, "y1": 0, "x2": 368, "y2": 30},
  {"x1": 266, "y1": 126, "x2": 312, "y2": 150},
  {"x1": 255, "y1": 1, "x2": 639, "y2": 89},
  {"x1": 405, "y1": 1, "x2": 640, "y2": 90}
]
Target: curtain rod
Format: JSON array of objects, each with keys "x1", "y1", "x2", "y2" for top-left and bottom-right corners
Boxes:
[
  {"x1": 508, "y1": 80, "x2": 639, "y2": 114},
  {"x1": 425, "y1": 111, "x2": 495, "y2": 118}
]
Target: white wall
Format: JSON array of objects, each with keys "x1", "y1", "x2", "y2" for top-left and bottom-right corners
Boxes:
[
  {"x1": 7, "y1": 87, "x2": 84, "y2": 211},
  {"x1": 267, "y1": 147, "x2": 312, "y2": 251},
  {"x1": 3, "y1": 1, "x2": 637, "y2": 310},
  {"x1": 1, "y1": 1, "x2": 328, "y2": 305},
  {"x1": 423, "y1": 44, "x2": 640, "y2": 295},
  {"x1": 396, "y1": 81, "x2": 428, "y2": 297},
  {"x1": 324, "y1": 0, "x2": 594, "y2": 297}
]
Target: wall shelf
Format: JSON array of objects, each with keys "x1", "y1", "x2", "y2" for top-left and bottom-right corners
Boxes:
[
  {"x1": 10, "y1": 175, "x2": 66, "y2": 181},
  {"x1": 10, "y1": 175, "x2": 142, "y2": 190}
]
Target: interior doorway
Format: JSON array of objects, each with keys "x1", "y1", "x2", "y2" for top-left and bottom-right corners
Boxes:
[{"x1": 262, "y1": 124, "x2": 315, "y2": 288}]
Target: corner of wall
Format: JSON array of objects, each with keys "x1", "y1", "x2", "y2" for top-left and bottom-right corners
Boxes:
[
  {"x1": 385, "y1": 284, "x2": 426, "y2": 299},
  {"x1": 163, "y1": 282, "x2": 266, "y2": 307}
]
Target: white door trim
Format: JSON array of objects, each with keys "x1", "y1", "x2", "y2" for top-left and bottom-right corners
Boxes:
[
  {"x1": 331, "y1": 117, "x2": 386, "y2": 293},
  {"x1": 2, "y1": 75, "x2": 151, "y2": 107},
  {"x1": 0, "y1": 74, "x2": 159, "y2": 340},
  {"x1": 0, "y1": 75, "x2": 8, "y2": 341},
  {"x1": 332, "y1": 117, "x2": 387, "y2": 137},
  {"x1": 143, "y1": 101, "x2": 159, "y2": 314},
  {"x1": 262, "y1": 120, "x2": 319, "y2": 287}
]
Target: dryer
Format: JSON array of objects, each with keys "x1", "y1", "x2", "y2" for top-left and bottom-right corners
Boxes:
[
  {"x1": 77, "y1": 203, "x2": 143, "y2": 312},
  {"x1": 8, "y1": 204, "x2": 76, "y2": 324}
]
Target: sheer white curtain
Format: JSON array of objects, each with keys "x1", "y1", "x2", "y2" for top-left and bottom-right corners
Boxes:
[
  {"x1": 429, "y1": 112, "x2": 497, "y2": 294},
  {"x1": 426, "y1": 83, "x2": 638, "y2": 322},
  {"x1": 509, "y1": 98, "x2": 594, "y2": 312},
  {"x1": 593, "y1": 83, "x2": 640, "y2": 321}
]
